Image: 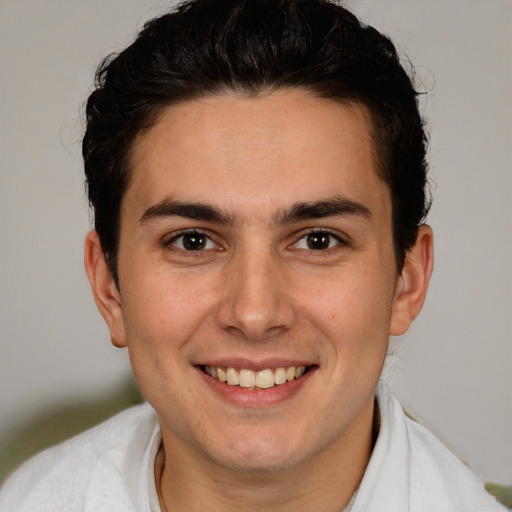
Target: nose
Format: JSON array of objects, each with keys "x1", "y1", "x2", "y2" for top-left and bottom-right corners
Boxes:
[{"x1": 217, "y1": 246, "x2": 296, "y2": 342}]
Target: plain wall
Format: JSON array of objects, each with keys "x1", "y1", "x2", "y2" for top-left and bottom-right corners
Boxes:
[{"x1": 1, "y1": 0, "x2": 511, "y2": 484}]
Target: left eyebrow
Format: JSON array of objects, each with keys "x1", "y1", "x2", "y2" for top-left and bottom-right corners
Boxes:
[
  {"x1": 276, "y1": 196, "x2": 372, "y2": 225},
  {"x1": 139, "y1": 199, "x2": 234, "y2": 225}
]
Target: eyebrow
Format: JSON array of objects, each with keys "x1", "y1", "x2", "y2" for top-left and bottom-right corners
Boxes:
[
  {"x1": 276, "y1": 196, "x2": 372, "y2": 224},
  {"x1": 139, "y1": 196, "x2": 371, "y2": 226},
  {"x1": 139, "y1": 200, "x2": 233, "y2": 225}
]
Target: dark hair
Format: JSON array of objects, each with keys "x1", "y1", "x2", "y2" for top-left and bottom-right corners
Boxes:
[{"x1": 83, "y1": 0, "x2": 430, "y2": 283}]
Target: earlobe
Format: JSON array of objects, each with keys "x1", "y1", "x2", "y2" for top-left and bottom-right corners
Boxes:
[
  {"x1": 390, "y1": 225, "x2": 434, "y2": 336},
  {"x1": 84, "y1": 230, "x2": 126, "y2": 348}
]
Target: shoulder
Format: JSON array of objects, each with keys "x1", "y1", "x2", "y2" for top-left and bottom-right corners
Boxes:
[
  {"x1": 354, "y1": 387, "x2": 506, "y2": 511},
  {"x1": 404, "y1": 408, "x2": 504, "y2": 510},
  {"x1": 0, "y1": 403, "x2": 158, "y2": 512}
]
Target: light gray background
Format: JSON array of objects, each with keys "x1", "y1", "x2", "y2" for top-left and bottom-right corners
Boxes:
[{"x1": 1, "y1": 0, "x2": 511, "y2": 484}]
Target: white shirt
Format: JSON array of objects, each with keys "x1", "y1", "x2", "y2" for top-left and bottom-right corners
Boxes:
[
  {"x1": 353, "y1": 386, "x2": 505, "y2": 511},
  {"x1": 0, "y1": 386, "x2": 505, "y2": 511}
]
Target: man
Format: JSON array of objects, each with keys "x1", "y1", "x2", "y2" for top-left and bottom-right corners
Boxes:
[{"x1": 0, "y1": 0, "x2": 505, "y2": 510}]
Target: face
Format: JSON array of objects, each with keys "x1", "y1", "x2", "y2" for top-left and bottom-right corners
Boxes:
[{"x1": 87, "y1": 90, "x2": 430, "y2": 474}]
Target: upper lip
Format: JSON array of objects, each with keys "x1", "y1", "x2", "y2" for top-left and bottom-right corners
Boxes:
[{"x1": 196, "y1": 358, "x2": 315, "y2": 371}]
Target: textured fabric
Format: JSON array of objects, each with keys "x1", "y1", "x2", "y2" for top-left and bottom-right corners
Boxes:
[
  {"x1": 0, "y1": 388, "x2": 505, "y2": 511},
  {"x1": 148, "y1": 431, "x2": 162, "y2": 512},
  {"x1": 351, "y1": 385, "x2": 506, "y2": 511},
  {"x1": 0, "y1": 403, "x2": 160, "y2": 512}
]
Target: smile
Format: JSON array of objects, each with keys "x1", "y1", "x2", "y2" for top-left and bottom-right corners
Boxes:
[{"x1": 202, "y1": 365, "x2": 308, "y2": 389}]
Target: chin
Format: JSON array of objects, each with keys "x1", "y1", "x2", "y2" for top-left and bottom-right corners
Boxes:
[
  {"x1": 214, "y1": 450, "x2": 302, "y2": 474},
  {"x1": 203, "y1": 429, "x2": 316, "y2": 474}
]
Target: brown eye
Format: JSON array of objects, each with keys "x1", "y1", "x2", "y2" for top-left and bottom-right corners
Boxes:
[
  {"x1": 182, "y1": 233, "x2": 206, "y2": 250},
  {"x1": 306, "y1": 233, "x2": 331, "y2": 250},
  {"x1": 293, "y1": 231, "x2": 344, "y2": 251},
  {"x1": 169, "y1": 231, "x2": 216, "y2": 251}
]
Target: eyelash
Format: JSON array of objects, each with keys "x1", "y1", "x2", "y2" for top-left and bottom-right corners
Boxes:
[
  {"x1": 163, "y1": 228, "x2": 347, "y2": 254},
  {"x1": 164, "y1": 230, "x2": 220, "y2": 252},
  {"x1": 291, "y1": 229, "x2": 347, "y2": 252}
]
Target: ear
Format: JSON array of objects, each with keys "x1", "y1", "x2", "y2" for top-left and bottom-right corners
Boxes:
[
  {"x1": 390, "y1": 225, "x2": 434, "y2": 336},
  {"x1": 84, "y1": 230, "x2": 126, "y2": 348}
]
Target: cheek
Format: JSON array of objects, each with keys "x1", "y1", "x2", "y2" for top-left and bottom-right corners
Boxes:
[
  {"x1": 295, "y1": 266, "x2": 395, "y2": 382},
  {"x1": 300, "y1": 268, "x2": 395, "y2": 334},
  {"x1": 120, "y1": 272, "x2": 218, "y2": 409},
  {"x1": 121, "y1": 269, "x2": 218, "y2": 352}
]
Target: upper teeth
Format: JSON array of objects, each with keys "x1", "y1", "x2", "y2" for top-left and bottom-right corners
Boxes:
[{"x1": 204, "y1": 365, "x2": 306, "y2": 389}]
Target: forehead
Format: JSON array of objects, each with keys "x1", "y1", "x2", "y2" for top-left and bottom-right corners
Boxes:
[{"x1": 125, "y1": 90, "x2": 389, "y2": 222}]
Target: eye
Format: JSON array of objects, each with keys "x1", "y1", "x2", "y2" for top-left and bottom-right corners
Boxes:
[
  {"x1": 293, "y1": 231, "x2": 344, "y2": 251},
  {"x1": 167, "y1": 231, "x2": 218, "y2": 251}
]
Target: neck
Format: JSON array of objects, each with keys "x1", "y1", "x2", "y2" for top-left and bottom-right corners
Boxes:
[{"x1": 156, "y1": 399, "x2": 376, "y2": 512}]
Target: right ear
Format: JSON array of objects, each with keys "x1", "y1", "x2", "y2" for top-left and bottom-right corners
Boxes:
[{"x1": 84, "y1": 230, "x2": 126, "y2": 348}]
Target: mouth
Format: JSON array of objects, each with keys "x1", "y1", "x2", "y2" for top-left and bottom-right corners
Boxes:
[{"x1": 200, "y1": 365, "x2": 313, "y2": 389}]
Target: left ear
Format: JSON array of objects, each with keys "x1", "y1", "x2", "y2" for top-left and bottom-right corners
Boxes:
[
  {"x1": 390, "y1": 225, "x2": 434, "y2": 335},
  {"x1": 84, "y1": 230, "x2": 126, "y2": 348}
]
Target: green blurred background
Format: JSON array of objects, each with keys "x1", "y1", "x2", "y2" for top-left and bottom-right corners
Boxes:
[{"x1": 0, "y1": 376, "x2": 144, "y2": 485}]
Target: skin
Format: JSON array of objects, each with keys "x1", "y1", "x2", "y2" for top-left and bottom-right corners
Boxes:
[{"x1": 85, "y1": 89, "x2": 433, "y2": 511}]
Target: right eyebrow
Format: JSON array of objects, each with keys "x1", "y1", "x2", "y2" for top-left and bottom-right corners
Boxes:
[
  {"x1": 138, "y1": 199, "x2": 234, "y2": 225},
  {"x1": 276, "y1": 196, "x2": 372, "y2": 225}
]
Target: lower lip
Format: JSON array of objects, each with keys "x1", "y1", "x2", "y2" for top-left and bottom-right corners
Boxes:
[{"x1": 197, "y1": 367, "x2": 316, "y2": 408}]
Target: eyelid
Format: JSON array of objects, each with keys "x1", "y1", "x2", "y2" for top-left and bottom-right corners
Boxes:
[
  {"x1": 290, "y1": 227, "x2": 348, "y2": 250},
  {"x1": 163, "y1": 228, "x2": 221, "y2": 250}
]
